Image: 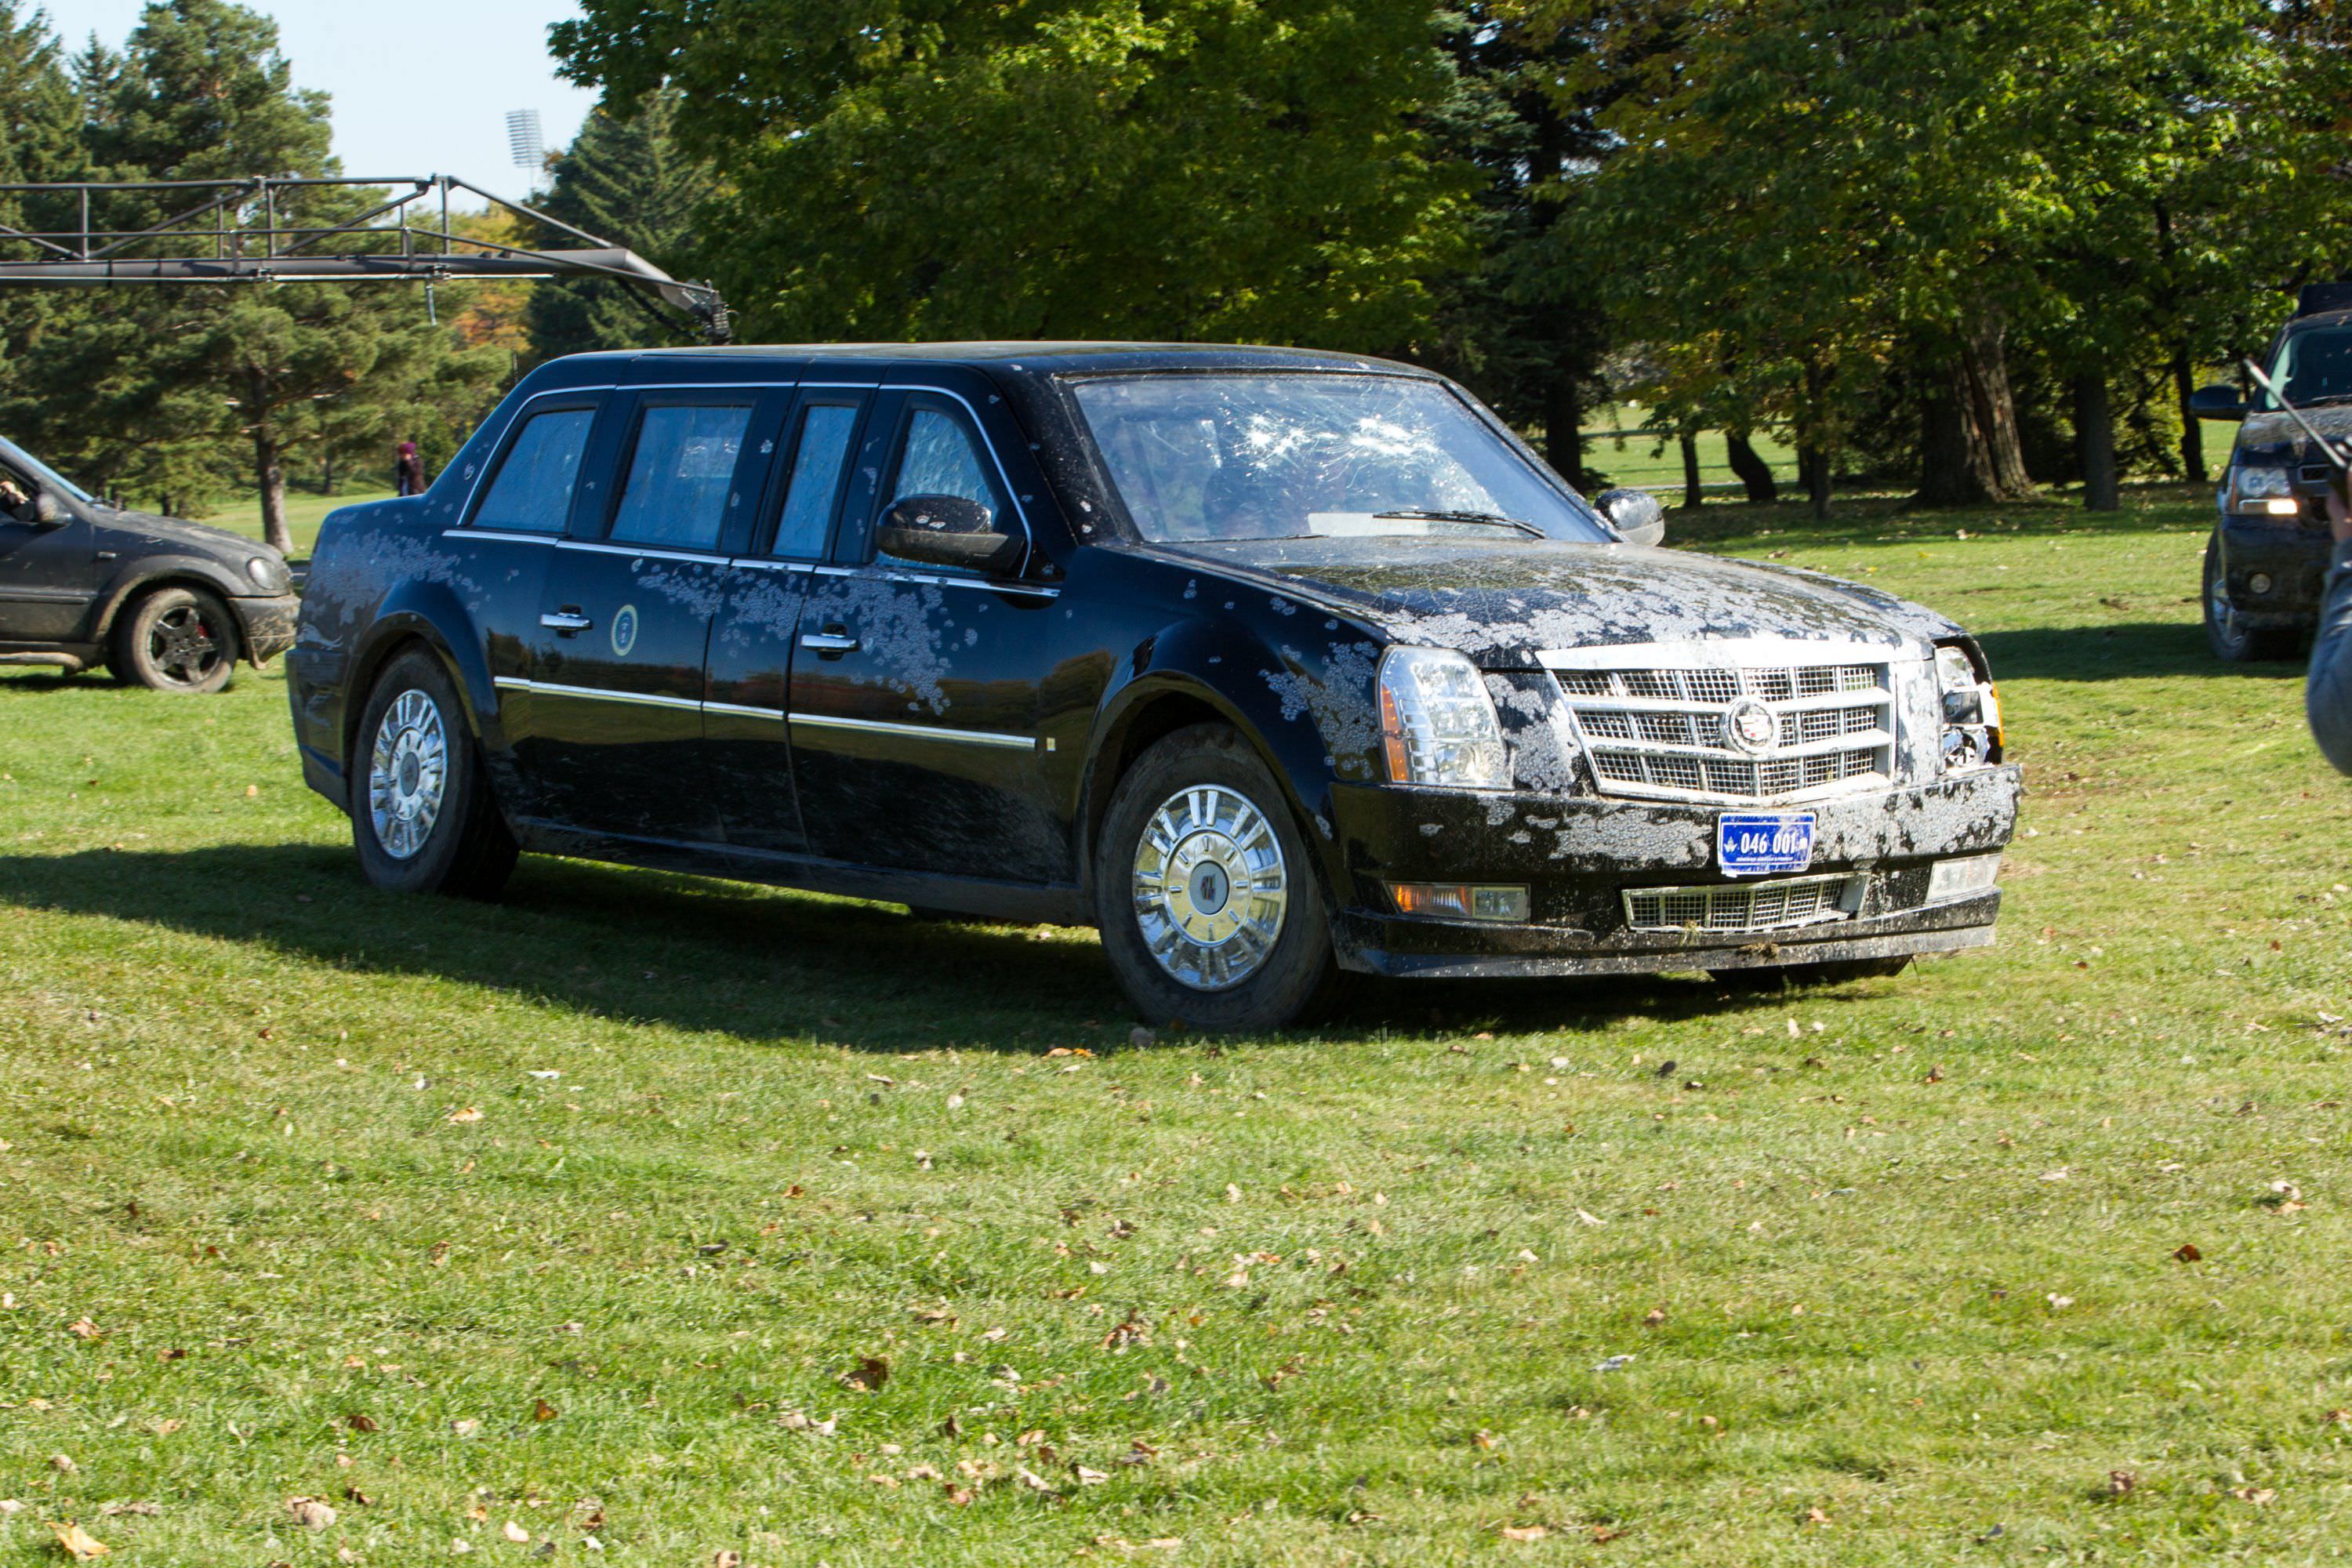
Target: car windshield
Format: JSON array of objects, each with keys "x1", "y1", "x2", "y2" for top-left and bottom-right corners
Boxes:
[
  {"x1": 0, "y1": 435, "x2": 94, "y2": 504},
  {"x1": 1066, "y1": 372, "x2": 1606, "y2": 544},
  {"x1": 2263, "y1": 325, "x2": 2352, "y2": 409}
]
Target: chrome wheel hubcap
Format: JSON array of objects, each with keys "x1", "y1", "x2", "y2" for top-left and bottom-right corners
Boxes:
[
  {"x1": 1132, "y1": 784, "x2": 1288, "y2": 991},
  {"x1": 368, "y1": 690, "x2": 448, "y2": 861}
]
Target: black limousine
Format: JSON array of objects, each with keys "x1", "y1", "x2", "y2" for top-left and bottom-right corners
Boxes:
[{"x1": 286, "y1": 344, "x2": 2019, "y2": 1030}]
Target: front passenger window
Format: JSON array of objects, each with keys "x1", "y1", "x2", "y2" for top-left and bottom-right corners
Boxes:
[{"x1": 889, "y1": 409, "x2": 1003, "y2": 523}]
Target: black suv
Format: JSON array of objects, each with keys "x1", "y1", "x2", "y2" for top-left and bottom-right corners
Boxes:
[
  {"x1": 2190, "y1": 285, "x2": 2352, "y2": 661},
  {"x1": 0, "y1": 435, "x2": 299, "y2": 691},
  {"x1": 287, "y1": 344, "x2": 2018, "y2": 1031}
]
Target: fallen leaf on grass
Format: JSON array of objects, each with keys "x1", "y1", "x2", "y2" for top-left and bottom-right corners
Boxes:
[
  {"x1": 2107, "y1": 1471, "x2": 2138, "y2": 1495},
  {"x1": 1803, "y1": 1508, "x2": 1831, "y2": 1526},
  {"x1": 533, "y1": 1399, "x2": 558, "y2": 1421},
  {"x1": 2234, "y1": 1486, "x2": 2276, "y2": 1505},
  {"x1": 47, "y1": 1523, "x2": 107, "y2": 1559},
  {"x1": 713, "y1": 1552, "x2": 742, "y2": 1568},
  {"x1": 96, "y1": 1503, "x2": 158, "y2": 1517},
  {"x1": 347, "y1": 1413, "x2": 378, "y2": 1432},
  {"x1": 286, "y1": 1497, "x2": 338, "y2": 1529},
  {"x1": 503, "y1": 1522, "x2": 530, "y2": 1544},
  {"x1": 840, "y1": 1356, "x2": 889, "y2": 1392},
  {"x1": 1501, "y1": 1524, "x2": 1548, "y2": 1542},
  {"x1": 2172, "y1": 1243, "x2": 2202, "y2": 1263},
  {"x1": 49, "y1": 1455, "x2": 76, "y2": 1475},
  {"x1": 448, "y1": 1107, "x2": 483, "y2": 1124},
  {"x1": 451, "y1": 1418, "x2": 481, "y2": 1437},
  {"x1": 66, "y1": 1319, "x2": 100, "y2": 1341}
]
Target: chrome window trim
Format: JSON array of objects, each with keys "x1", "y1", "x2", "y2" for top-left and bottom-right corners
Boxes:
[
  {"x1": 702, "y1": 699, "x2": 786, "y2": 721},
  {"x1": 557, "y1": 539, "x2": 724, "y2": 565},
  {"x1": 789, "y1": 711, "x2": 1037, "y2": 751},
  {"x1": 497, "y1": 677, "x2": 704, "y2": 713},
  {"x1": 445, "y1": 528, "x2": 558, "y2": 546}
]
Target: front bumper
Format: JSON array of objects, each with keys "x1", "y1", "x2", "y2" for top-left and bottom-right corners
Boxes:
[
  {"x1": 230, "y1": 591, "x2": 301, "y2": 666},
  {"x1": 2217, "y1": 514, "x2": 2335, "y2": 629},
  {"x1": 1323, "y1": 764, "x2": 2021, "y2": 978}
]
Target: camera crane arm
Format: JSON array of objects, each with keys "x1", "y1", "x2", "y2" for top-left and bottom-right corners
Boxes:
[{"x1": 0, "y1": 174, "x2": 730, "y2": 343}]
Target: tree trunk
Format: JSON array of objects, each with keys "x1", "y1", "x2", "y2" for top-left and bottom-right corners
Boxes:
[
  {"x1": 1958, "y1": 318, "x2": 2034, "y2": 499},
  {"x1": 1724, "y1": 431, "x2": 1778, "y2": 504},
  {"x1": 1544, "y1": 379, "x2": 1583, "y2": 486},
  {"x1": 1679, "y1": 432, "x2": 1703, "y2": 510},
  {"x1": 1917, "y1": 375, "x2": 1994, "y2": 506},
  {"x1": 1798, "y1": 444, "x2": 1831, "y2": 520},
  {"x1": 253, "y1": 431, "x2": 290, "y2": 555},
  {"x1": 2172, "y1": 349, "x2": 2206, "y2": 484},
  {"x1": 2075, "y1": 372, "x2": 2119, "y2": 511}
]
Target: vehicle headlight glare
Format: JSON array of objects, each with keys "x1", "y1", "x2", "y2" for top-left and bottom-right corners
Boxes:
[
  {"x1": 1377, "y1": 646, "x2": 1509, "y2": 789},
  {"x1": 2231, "y1": 465, "x2": 2293, "y2": 510}
]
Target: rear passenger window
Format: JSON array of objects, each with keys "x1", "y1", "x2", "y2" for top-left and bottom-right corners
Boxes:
[
  {"x1": 473, "y1": 408, "x2": 594, "y2": 533},
  {"x1": 771, "y1": 403, "x2": 860, "y2": 559},
  {"x1": 608, "y1": 403, "x2": 753, "y2": 550}
]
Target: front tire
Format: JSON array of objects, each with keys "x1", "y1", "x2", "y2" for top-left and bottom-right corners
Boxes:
[
  {"x1": 2203, "y1": 535, "x2": 2299, "y2": 662},
  {"x1": 350, "y1": 648, "x2": 517, "y2": 898},
  {"x1": 111, "y1": 585, "x2": 238, "y2": 693},
  {"x1": 1094, "y1": 724, "x2": 1344, "y2": 1033}
]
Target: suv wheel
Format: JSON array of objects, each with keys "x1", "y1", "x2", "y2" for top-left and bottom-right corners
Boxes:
[
  {"x1": 111, "y1": 585, "x2": 238, "y2": 693},
  {"x1": 1095, "y1": 724, "x2": 1345, "y2": 1033},
  {"x1": 350, "y1": 648, "x2": 517, "y2": 898},
  {"x1": 2203, "y1": 535, "x2": 2299, "y2": 662}
]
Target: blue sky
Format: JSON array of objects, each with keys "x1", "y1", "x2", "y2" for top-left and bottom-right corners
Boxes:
[{"x1": 45, "y1": 0, "x2": 601, "y2": 204}]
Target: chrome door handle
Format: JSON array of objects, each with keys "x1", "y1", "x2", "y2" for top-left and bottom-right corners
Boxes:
[
  {"x1": 799, "y1": 631, "x2": 860, "y2": 654},
  {"x1": 541, "y1": 610, "x2": 593, "y2": 633}
]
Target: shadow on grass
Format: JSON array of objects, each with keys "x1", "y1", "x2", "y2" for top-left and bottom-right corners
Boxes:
[
  {"x1": 0, "y1": 844, "x2": 1760, "y2": 1050},
  {"x1": 1976, "y1": 621, "x2": 2306, "y2": 682}
]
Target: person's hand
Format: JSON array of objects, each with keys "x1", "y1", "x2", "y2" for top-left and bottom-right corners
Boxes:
[
  {"x1": 0, "y1": 480, "x2": 25, "y2": 511},
  {"x1": 2332, "y1": 483, "x2": 2352, "y2": 546}
]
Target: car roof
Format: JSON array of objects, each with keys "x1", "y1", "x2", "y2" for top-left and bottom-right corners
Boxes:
[{"x1": 546, "y1": 341, "x2": 1437, "y2": 379}]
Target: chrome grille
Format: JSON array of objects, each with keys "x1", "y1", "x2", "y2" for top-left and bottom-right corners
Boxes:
[
  {"x1": 1624, "y1": 874, "x2": 1861, "y2": 934},
  {"x1": 1551, "y1": 654, "x2": 1894, "y2": 804}
]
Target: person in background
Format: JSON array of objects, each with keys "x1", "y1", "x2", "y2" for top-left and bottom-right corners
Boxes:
[
  {"x1": 2314, "y1": 485, "x2": 2352, "y2": 773},
  {"x1": 394, "y1": 440, "x2": 426, "y2": 497}
]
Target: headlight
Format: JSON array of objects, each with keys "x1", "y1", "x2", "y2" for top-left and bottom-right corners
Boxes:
[
  {"x1": 246, "y1": 555, "x2": 289, "y2": 592},
  {"x1": 2229, "y1": 465, "x2": 2299, "y2": 517},
  {"x1": 1935, "y1": 641, "x2": 2002, "y2": 771},
  {"x1": 1377, "y1": 646, "x2": 1509, "y2": 788}
]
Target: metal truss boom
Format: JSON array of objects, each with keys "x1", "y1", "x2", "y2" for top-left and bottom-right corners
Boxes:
[{"x1": 0, "y1": 174, "x2": 730, "y2": 342}]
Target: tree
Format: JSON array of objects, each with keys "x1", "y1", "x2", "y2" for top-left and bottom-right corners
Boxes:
[
  {"x1": 551, "y1": 0, "x2": 1475, "y2": 350},
  {"x1": 524, "y1": 89, "x2": 716, "y2": 362},
  {"x1": 0, "y1": 3, "x2": 90, "y2": 439},
  {"x1": 13, "y1": 0, "x2": 503, "y2": 545}
]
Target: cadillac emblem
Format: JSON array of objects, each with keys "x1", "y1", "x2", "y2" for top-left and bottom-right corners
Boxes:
[{"x1": 1723, "y1": 696, "x2": 1777, "y2": 756}]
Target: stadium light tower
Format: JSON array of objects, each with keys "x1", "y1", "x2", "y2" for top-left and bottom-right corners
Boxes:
[{"x1": 505, "y1": 109, "x2": 546, "y2": 181}]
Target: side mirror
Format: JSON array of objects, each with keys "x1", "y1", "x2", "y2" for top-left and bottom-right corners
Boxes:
[
  {"x1": 876, "y1": 493, "x2": 1022, "y2": 575},
  {"x1": 27, "y1": 489, "x2": 60, "y2": 526},
  {"x1": 2188, "y1": 383, "x2": 2247, "y2": 422},
  {"x1": 1595, "y1": 486, "x2": 1666, "y2": 547}
]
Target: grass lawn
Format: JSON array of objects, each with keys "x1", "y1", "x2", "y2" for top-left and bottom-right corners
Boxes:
[
  {"x1": 2, "y1": 483, "x2": 2348, "y2": 1565},
  {"x1": 1577, "y1": 405, "x2": 1802, "y2": 496}
]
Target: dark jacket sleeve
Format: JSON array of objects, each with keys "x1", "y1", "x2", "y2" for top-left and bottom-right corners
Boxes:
[{"x1": 2310, "y1": 538, "x2": 2352, "y2": 775}]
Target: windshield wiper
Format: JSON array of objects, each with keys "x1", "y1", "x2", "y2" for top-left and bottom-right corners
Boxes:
[{"x1": 1372, "y1": 508, "x2": 1545, "y2": 538}]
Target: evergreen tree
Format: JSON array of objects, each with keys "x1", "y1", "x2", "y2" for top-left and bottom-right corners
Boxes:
[{"x1": 525, "y1": 89, "x2": 716, "y2": 362}]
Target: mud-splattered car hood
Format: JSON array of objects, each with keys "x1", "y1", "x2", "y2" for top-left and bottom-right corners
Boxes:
[
  {"x1": 93, "y1": 505, "x2": 271, "y2": 561},
  {"x1": 1147, "y1": 536, "x2": 1962, "y2": 667},
  {"x1": 2235, "y1": 405, "x2": 2352, "y2": 463}
]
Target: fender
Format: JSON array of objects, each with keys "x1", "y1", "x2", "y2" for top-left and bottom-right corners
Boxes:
[
  {"x1": 1078, "y1": 615, "x2": 1376, "y2": 899},
  {"x1": 89, "y1": 553, "x2": 257, "y2": 641},
  {"x1": 343, "y1": 579, "x2": 506, "y2": 774}
]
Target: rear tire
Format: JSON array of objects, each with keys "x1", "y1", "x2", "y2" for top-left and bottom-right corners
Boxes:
[
  {"x1": 350, "y1": 648, "x2": 517, "y2": 898},
  {"x1": 111, "y1": 585, "x2": 238, "y2": 693},
  {"x1": 1094, "y1": 724, "x2": 1345, "y2": 1033},
  {"x1": 1711, "y1": 955, "x2": 1913, "y2": 990},
  {"x1": 2203, "y1": 535, "x2": 2299, "y2": 662}
]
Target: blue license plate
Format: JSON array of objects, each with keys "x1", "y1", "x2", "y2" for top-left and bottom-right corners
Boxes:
[{"x1": 1717, "y1": 812, "x2": 1817, "y2": 877}]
